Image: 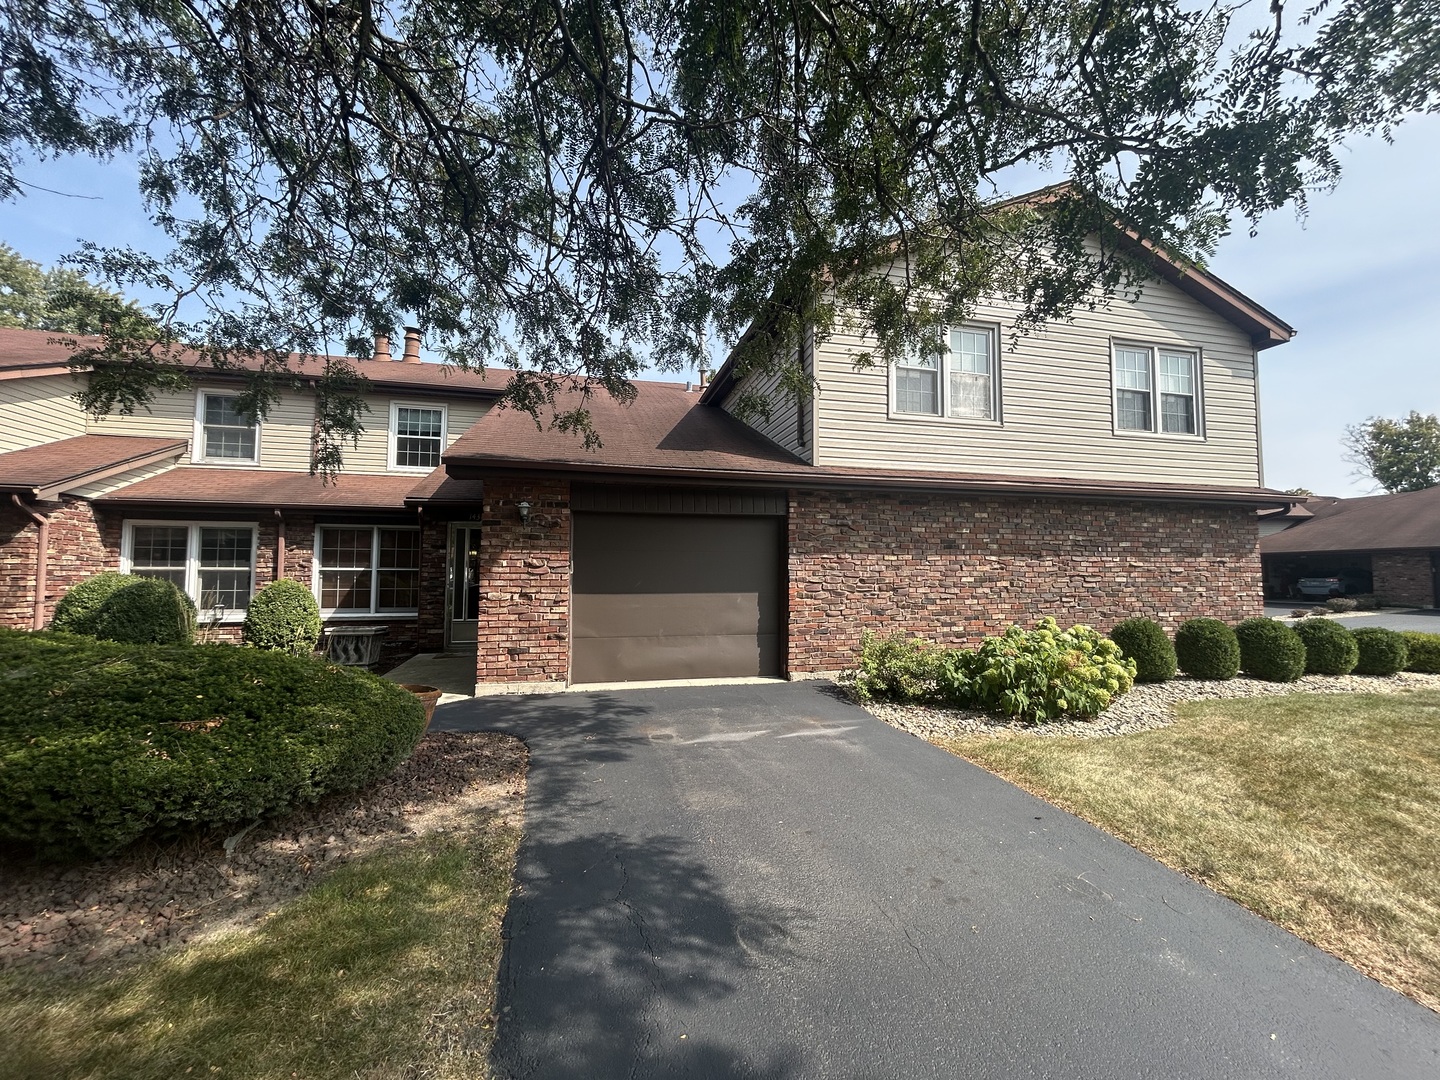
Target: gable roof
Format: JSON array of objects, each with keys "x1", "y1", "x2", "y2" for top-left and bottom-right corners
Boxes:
[
  {"x1": 0, "y1": 435, "x2": 188, "y2": 501},
  {"x1": 0, "y1": 327, "x2": 510, "y2": 398},
  {"x1": 1260, "y1": 487, "x2": 1440, "y2": 554}
]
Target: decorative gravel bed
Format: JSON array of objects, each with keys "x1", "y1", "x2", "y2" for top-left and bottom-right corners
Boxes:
[
  {"x1": 0, "y1": 731, "x2": 527, "y2": 972},
  {"x1": 862, "y1": 671, "x2": 1440, "y2": 742}
]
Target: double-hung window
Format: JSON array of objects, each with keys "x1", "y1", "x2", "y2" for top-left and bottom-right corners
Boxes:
[
  {"x1": 123, "y1": 522, "x2": 257, "y2": 616},
  {"x1": 389, "y1": 403, "x2": 446, "y2": 470},
  {"x1": 1114, "y1": 344, "x2": 1200, "y2": 435},
  {"x1": 194, "y1": 391, "x2": 259, "y2": 463},
  {"x1": 893, "y1": 326, "x2": 998, "y2": 421},
  {"x1": 315, "y1": 526, "x2": 422, "y2": 615}
]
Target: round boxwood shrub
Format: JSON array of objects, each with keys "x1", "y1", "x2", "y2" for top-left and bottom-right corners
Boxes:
[
  {"x1": 1234, "y1": 617, "x2": 1306, "y2": 682},
  {"x1": 1109, "y1": 618, "x2": 1177, "y2": 683},
  {"x1": 50, "y1": 571, "x2": 135, "y2": 636},
  {"x1": 89, "y1": 576, "x2": 196, "y2": 646},
  {"x1": 1401, "y1": 631, "x2": 1440, "y2": 674},
  {"x1": 243, "y1": 578, "x2": 322, "y2": 655},
  {"x1": 1352, "y1": 627, "x2": 1408, "y2": 676},
  {"x1": 1292, "y1": 618, "x2": 1359, "y2": 676},
  {"x1": 1173, "y1": 617, "x2": 1240, "y2": 680},
  {"x1": 0, "y1": 627, "x2": 426, "y2": 857}
]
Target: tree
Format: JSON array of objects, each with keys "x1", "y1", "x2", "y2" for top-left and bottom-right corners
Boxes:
[
  {"x1": 2, "y1": 0, "x2": 1437, "y2": 471},
  {"x1": 0, "y1": 243, "x2": 150, "y2": 335},
  {"x1": 1283, "y1": 487, "x2": 1314, "y2": 498},
  {"x1": 1344, "y1": 412, "x2": 1440, "y2": 493}
]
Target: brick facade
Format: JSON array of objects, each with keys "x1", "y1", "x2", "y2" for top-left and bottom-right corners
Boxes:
[
  {"x1": 473, "y1": 478, "x2": 570, "y2": 690},
  {"x1": 1, "y1": 500, "x2": 454, "y2": 663},
  {"x1": 786, "y1": 490, "x2": 1263, "y2": 674},
  {"x1": 1372, "y1": 551, "x2": 1436, "y2": 609}
]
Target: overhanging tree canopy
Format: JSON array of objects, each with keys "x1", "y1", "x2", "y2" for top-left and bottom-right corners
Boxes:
[{"x1": 3, "y1": 0, "x2": 1436, "y2": 469}]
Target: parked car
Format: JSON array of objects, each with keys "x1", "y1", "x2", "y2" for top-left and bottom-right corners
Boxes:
[{"x1": 1293, "y1": 573, "x2": 1367, "y2": 599}]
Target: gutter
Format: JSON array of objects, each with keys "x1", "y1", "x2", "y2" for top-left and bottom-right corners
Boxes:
[{"x1": 10, "y1": 494, "x2": 50, "y2": 630}]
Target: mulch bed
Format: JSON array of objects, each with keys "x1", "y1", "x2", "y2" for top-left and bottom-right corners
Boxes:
[{"x1": 0, "y1": 731, "x2": 527, "y2": 973}]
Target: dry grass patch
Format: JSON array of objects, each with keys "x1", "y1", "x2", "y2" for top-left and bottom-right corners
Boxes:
[
  {"x1": 0, "y1": 733, "x2": 526, "y2": 1080},
  {"x1": 941, "y1": 690, "x2": 1440, "y2": 1012}
]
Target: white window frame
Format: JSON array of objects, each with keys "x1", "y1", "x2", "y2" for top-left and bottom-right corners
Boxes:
[
  {"x1": 1110, "y1": 341, "x2": 1205, "y2": 439},
  {"x1": 387, "y1": 401, "x2": 448, "y2": 472},
  {"x1": 192, "y1": 389, "x2": 261, "y2": 465},
  {"x1": 120, "y1": 520, "x2": 259, "y2": 622},
  {"x1": 311, "y1": 524, "x2": 423, "y2": 618},
  {"x1": 888, "y1": 324, "x2": 1002, "y2": 424}
]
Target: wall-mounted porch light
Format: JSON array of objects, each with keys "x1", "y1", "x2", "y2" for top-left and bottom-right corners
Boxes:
[{"x1": 517, "y1": 500, "x2": 532, "y2": 523}]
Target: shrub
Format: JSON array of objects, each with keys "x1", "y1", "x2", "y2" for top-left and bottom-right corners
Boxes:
[
  {"x1": 1351, "y1": 594, "x2": 1381, "y2": 611},
  {"x1": 1108, "y1": 618, "x2": 1177, "y2": 683},
  {"x1": 1401, "y1": 631, "x2": 1440, "y2": 674},
  {"x1": 1234, "y1": 618, "x2": 1307, "y2": 682},
  {"x1": 1352, "y1": 627, "x2": 1408, "y2": 676},
  {"x1": 49, "y1": 572, "x2": 135, "y2": 636},
  {"x1": 89, "y1": 576, "x2": 196, "y2": 646},
  {"x1": 1289, "y1": 608, "x2": 1312, "y2": 619},
  {"x1": 1173, "y1": 618, "x2": 1240, "y2": 680},
  {"x1": 0, "y1": 628, "x2": 427, "y2": 858},
  {"x1": 962, "y1": 618, "x2": 1136, "y2": 724},
  {"x1": 243, "y1": 579, "x2": 322, "y2": 655},
  {"x1": 1325, "y1": 596, "x2": 1359, "y2": 613},
  {"x1": 849, "y1": 632, "x2": 941, "y2": 703},
  {"x1": 1292, "y1": 619, "x2": 1359, "y2": 675}
]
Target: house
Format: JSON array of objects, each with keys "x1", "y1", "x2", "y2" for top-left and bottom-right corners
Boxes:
[
  {"x1": 1259, "y1": 487, "x2": 1440, "y2": 606},
  {"x1": 0, "y1": 226, "x2": 1296, "y2": 691}
]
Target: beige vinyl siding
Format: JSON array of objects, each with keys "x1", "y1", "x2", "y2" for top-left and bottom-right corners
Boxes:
[
  {"x1": 0, "y1": 375, "x2": 86, "y2": 452},
  {"x1": 719, "y1": 343, "x2": 813, "y2": 462},
  {"x1": 68, "y1": 458, "x2": 183, "y2": 499},
  {"x1": 813, "y1": 273, "x2": 1262, "y2": 487},
  {"x1": 87, "y1": 386, "x2": 494, "y2": 473}
]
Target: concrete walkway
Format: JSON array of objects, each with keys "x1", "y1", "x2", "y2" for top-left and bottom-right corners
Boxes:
[
  {"x1": 437, "y1": 682, "x2": 1440, "y2": 1080},
  {"x1": 383, "y1": 651, "x2": 475, "y2": 702}
]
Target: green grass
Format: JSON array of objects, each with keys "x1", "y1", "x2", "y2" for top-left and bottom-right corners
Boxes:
[
  {"x1": 942, "y1": 690, "x2": 1440, "y2": 1011},
  {"x1": 0, "y1": 822, "x2": 521, "y2": 1080}
]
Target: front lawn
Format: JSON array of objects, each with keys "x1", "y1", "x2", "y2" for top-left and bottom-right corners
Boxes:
[{"x1": 941, "y1": 690, "x2": 1440, "y2": 1011}]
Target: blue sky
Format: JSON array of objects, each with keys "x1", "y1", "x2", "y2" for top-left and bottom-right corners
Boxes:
[{"x1": 3, "y1": 114, "x2": 1437, "y2": 497}]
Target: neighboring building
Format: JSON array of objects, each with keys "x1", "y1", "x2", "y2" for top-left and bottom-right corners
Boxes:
[
  {"x1": 0, "y1": 220, "x2": 1298, "y2": 690},
  {"x1": 1260, "y1": 487, "x2": 1440, "y2": 607}
]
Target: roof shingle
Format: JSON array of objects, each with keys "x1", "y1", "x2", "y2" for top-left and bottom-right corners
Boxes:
[
  {"x1": 0, "y1": 435, "x2": 188, "y2": 498},
  {"x1": 1260, "y1": 487, "x2": 1440, "y2": 553}
]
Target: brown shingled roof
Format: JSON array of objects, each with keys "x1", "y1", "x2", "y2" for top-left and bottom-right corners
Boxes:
[
  {"x1": 0, "y1": 435, "x2": 188, "y2": 500},
  {"x1": 95, "y1": 467, "x2": 428, "y2": 512},
  {"x1": 445, "y1": 380, "x2": 1291, "y2": 507},
  {"x1": 1260, "y1": 487, "x2": 1440, "y2": 554},
  {"x1": 0, "y1": 326, "x2": 511, "y2": 397}
]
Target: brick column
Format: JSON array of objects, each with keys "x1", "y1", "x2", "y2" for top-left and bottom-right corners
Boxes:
[
  {"x1": 1373, "y1": 552, "x2": 1435, "y2": 608},
  {"x1": 474, "y1": 478, "x2": 570, "y2": 692}
]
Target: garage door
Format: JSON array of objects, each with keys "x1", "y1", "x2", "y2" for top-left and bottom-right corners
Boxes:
[{"x1": 571, "y1": 511, "x2": 785, "y2": 683}]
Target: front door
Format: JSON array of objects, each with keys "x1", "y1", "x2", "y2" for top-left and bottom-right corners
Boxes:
[{"x1": 447, "y1": 523, "x2": 482, "y2": 648}]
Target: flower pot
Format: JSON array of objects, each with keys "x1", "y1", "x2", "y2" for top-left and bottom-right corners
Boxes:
[{"x1": 399, "y1": 683, "x2": 443, "y2": 734}]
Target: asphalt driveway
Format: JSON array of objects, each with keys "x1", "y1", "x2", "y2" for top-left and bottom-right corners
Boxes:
[{"x1": 437, "y1": 682, "x2": 1440, "y2": 1079}]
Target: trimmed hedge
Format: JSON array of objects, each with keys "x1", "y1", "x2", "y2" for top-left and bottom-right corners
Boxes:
[
  {"x1": 1352, "y1": 627, "x2": 1408, "y2": 676},
  {"x1": 1292, "y1": 619, "x2": 1359, "y2": 676},
  {"x1": 91, "y1": 576, "x2": 196, "y2": 645},
  {"x1": 243, "y1": 578, "x2": 322, "y2": 655},
  {"x1": 49, "y1": 572, "x2": 134, "y2": 636},
  {"x1": 1235, "y1": 618, "x2": 1306, "y2": 682},
  {"x1": 1173, "y1": 618, "x2": 1240, "y2": 680},
  {"x1": 1109, "y1": 618, "x2": 1177, "y2": 683},
  {"x1": 0, "y1": 628, "x2": 426, "y2": 857},
  {"x1": 1401, "y1": 631, "x2": 1440, "y2": 674},
  {"x1": 51, "y1": 573, "x2": 196, "y2": 645}
]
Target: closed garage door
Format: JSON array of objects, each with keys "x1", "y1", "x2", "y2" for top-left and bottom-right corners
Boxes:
[{"x1": 571, "y1": 511, "x2": 785, "y2": 683}]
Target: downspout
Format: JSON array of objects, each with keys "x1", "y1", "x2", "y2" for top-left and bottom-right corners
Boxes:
[
  {"x1": 274, "y1": 509, "x2": 286, "y2": 581},
  {"x1": 11, "y1": 494, "x2": 50, "y2": 630}
]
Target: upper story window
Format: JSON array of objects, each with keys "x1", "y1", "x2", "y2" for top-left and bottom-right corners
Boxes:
[
  {"x1": 123, "y1": 521, "x2": 257, "y2": 618},
  {"x1": 893, "y1": 326, "x2": 999, "y2": 421},
  {"x1": 1114, "y1": 344, "x2": 1200, "y2": 436},
  {"x1": 194, "y1": 391, "x2": 259, "y2": 463},
  {"x1": 389, "y1": 403, "x2": 447, "y2": 470}
]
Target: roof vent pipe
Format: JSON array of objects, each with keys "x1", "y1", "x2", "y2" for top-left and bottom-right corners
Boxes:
[
  {"x1": 373, "y1": 333, "x2": 391, "y2": 361},
  {"x1": 402, "y1": 326, "x2": 422, "y2": 364}
]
